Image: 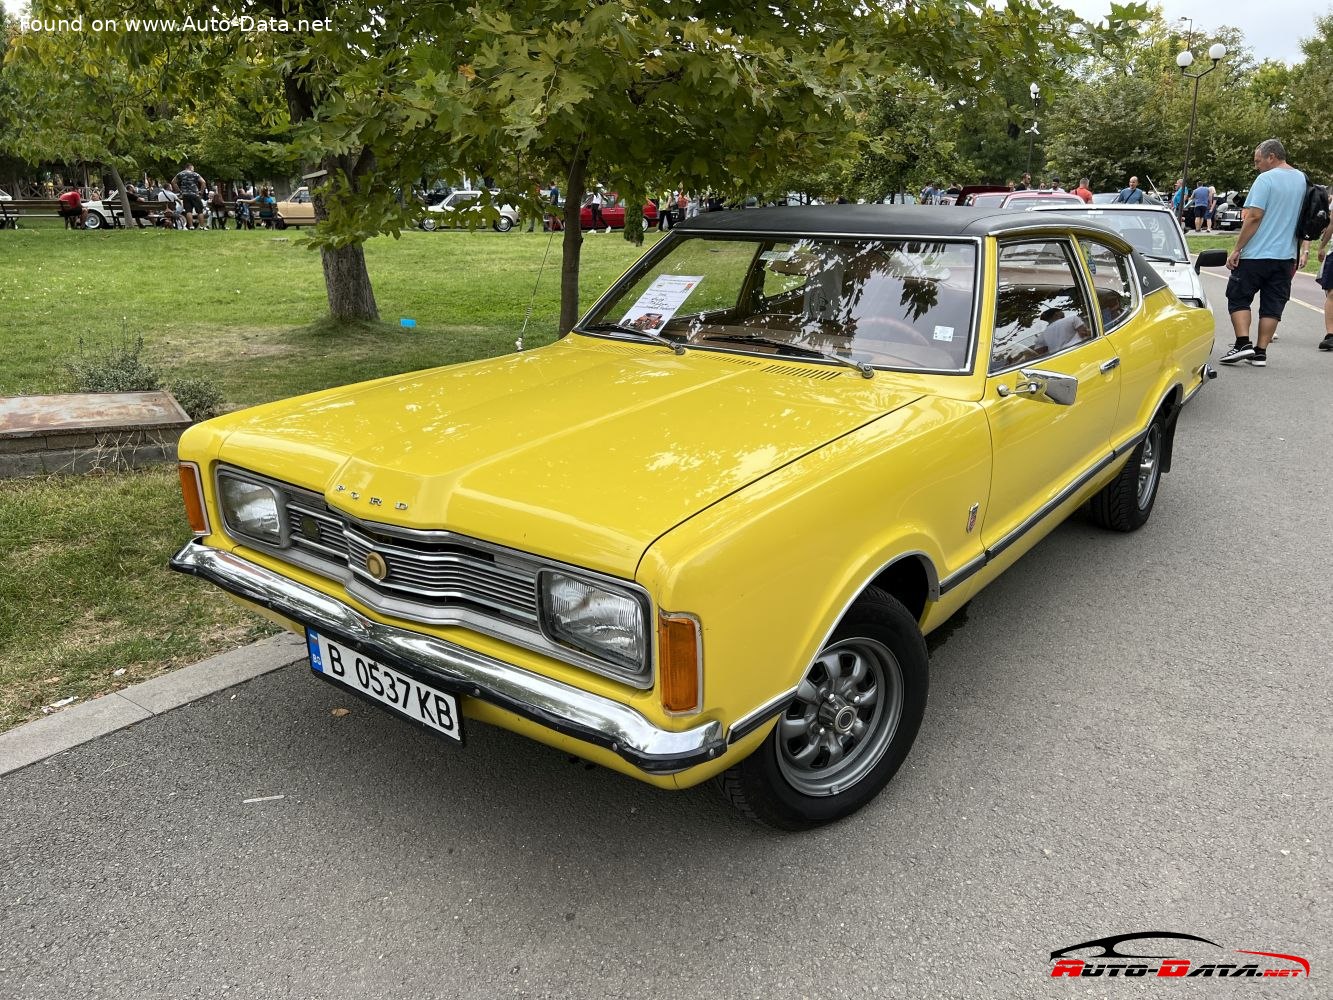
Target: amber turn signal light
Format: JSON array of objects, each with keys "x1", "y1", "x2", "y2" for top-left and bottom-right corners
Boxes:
[
  {"x1": 658, "y1": 612, "x2": 702, "y2": 714},
  {"x1": 178, "y1": 461, "x2": 210, "y2": 535}
]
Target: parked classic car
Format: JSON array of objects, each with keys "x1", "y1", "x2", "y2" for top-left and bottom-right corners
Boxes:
[
  {"x1": 171, "y1": 206, "x2": 1216, "y2": 829},
  {"x1": 546, "y1": 191, "x2": 660, "y2": 231},
  {"x1": 1031, "y1": 202, "x2": 1224, "y2": 310},
  {"x1": 1213, "y1": 191, "x2": 1245, "y2": 231},
  {"x1": 419, "y1": 189, "x2": 521, "y2": 232},
  {"x1": 966, "y1": 190, "x2": 1085, "y2": 209},
  {"x1": 274, "y1": 186, "x2": 316, "y2": 228}
]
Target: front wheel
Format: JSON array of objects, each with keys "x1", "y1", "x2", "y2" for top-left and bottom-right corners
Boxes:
[
  {"x1": 1088, "y1": 419, "x2": 1163, "y2": 532},
  {"x1": 717, "y1": 587, "x2": 928, "y2": 830},
  {"x1": 274, "y1": 218, "x2": 288, "y2": 230},
  {"x1": 419, "y1": 217, "x2": 437, "y2": 232},
  {"x1": 84, "y1": 212, "x2": 105, "y2": 230}
]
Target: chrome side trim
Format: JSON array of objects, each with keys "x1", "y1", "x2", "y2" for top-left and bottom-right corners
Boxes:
[
  {"x1": 987, "y1": 451, "x2": 1117, "y2": 561},
  {"x1": 938, "y1": 449, "x2": 1120, "y2": 594},
  {"x1": 727, "y1": 687, "x2": 799, "y2": 744},
  {"x1": 169, "y1": 541, "x2": 722, "y2": 774}
]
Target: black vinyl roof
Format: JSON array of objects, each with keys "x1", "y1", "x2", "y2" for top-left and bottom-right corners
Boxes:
[{"x1": 676, "y1": 204, "x2": 1117, "y2": 240}]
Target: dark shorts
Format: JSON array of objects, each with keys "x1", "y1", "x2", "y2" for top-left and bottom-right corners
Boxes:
[
  {"x1": 181, "y1": 192, "x2": 205, "y2": 213},
  {"x1": 1226, "y1": 258, "x2": 1295, "y2": 319},
  {"x1": 1319, "y1": 254, "x2": 1333, "y2": 293},
  {"x1": 1193, "y1": 206, "x2": 1208, "y2": 221},
  {"x1": 58, "y1": 205, "x2": 81, "y2": 217}
]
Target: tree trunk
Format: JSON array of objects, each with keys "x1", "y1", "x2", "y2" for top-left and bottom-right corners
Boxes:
[
  {"x1": 320, "y1": 244, "x2": 379, "y2": 321},
  {"x1": 559, "y1": 151, "x2": 588, "y2": 336},
  {"x1": 106, "y1": 164, "x2": 133, "y2": 228}
]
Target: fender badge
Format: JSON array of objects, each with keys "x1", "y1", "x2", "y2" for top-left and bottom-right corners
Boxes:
[
  {"x1": 365, "y1": 551, "x2": 389, "y2": 581},
  {"x1": 967, "y1": 503, "x2": 979, "y2": 533}
]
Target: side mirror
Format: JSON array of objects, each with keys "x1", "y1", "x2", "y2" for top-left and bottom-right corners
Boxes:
[
  {"x1": 998, "y1": 368, "x2": 1078, "y2": 406},
  {"x1": 1194, "y1": 248, "x2": 1228, "y2": 272}
]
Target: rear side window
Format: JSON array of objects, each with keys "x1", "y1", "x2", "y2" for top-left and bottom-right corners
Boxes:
[
  {"x1": 1077, "y1": 239, "x2": 1138, "y2": 332},
  {"x1": 990, "y1": 240, "x2": 1096, "y2": 373}
]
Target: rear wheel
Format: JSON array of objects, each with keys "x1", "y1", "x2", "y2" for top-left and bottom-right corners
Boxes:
[
  {"x1": 493, "y1": 216, "x2": 514, "y2": 232},
  {"x1": 419, "y1": 217, "x2": 437, "y2": 232},
  {"x1": 718, "y1": 587, "x2": 928, "y2": 830},
  {"x1": 1089, "y1": 418, "x2": 1163, "y2": 532}
]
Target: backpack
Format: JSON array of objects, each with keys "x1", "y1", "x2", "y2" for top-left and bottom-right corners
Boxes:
[{"x1": 1296, "y1": 182, "x2": 1330, "y2": 241}]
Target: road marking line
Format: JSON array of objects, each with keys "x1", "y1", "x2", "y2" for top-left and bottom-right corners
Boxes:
[{"x1": 1200, "y1": 270, "x2": 1323, "y2": 314}]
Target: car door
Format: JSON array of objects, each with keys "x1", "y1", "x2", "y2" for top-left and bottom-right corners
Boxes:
[
  {"x1": 603, "y1": 195, "x2": 626, "y2": 228},
  {"x1": 1074, "y1": 235, "x2": 1150, "y2": 449},
  {"x1": 980, "y1": 238, "x2": 1122, "y2": 551}
]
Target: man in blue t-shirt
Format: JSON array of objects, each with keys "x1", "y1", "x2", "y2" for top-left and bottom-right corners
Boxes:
[
  {"x1": 1114, "y1": 176, "x2": 1145, "y2": 204},
  {"x1": 1191, "y1": 181, "x2": 1212, "y2": 231},
  {"x1": 1219, "y1": 139, "x2": 1311, "y2": 367}
]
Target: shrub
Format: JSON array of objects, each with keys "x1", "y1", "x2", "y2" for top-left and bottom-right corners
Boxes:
[
  {"x1": 169, "y1": 376, "x2": 226, "y2": 422},
  {"x1": 63, "y1": 335, "x2": 161, "y2": 393}
]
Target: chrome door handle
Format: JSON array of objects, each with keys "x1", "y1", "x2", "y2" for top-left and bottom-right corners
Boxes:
[{"x1": 1100, "y1": 357, "x2": 1121, "y2": 373}]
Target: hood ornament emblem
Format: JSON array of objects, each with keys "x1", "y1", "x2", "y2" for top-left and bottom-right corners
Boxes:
[
  {"x1": 333, "y1": 485, "x2": 408, "y2": 512},
  {"x1": 365, "y1": 551, "x2": 389, "y2": 581}
]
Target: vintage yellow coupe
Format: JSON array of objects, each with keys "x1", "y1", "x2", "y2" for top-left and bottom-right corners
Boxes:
[{"x1": 171, "y1": 207, "x2": 1220, "y2": 829}]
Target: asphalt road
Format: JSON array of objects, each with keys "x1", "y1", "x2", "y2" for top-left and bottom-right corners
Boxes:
[{"x1": 3, "y1": 289, "x2": 1330, "y2": 1000}]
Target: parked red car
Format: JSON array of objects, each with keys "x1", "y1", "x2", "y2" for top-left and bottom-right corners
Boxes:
[{"x1": 547, "y1": 192, "x2": 660, "y2": 231}]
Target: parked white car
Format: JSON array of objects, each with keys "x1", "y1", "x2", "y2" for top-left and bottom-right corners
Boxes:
[
  {"x1": 1032, "y1": 202, "x2": 1218, "y2": 310},
  {"x1": 419, "y1": 190, "x2": 520, "y2": 232}
]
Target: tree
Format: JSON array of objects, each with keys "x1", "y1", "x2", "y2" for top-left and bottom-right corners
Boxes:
[
  {"x1": 1042, "y1": 14, "x2": 1276, "y2": 194},
  {"x1": 325, "y1": 0, "x2": 1072, "y2": 332},
  {"x1": 1283, "y1": 12, "x2": 1333, "y2": 181}
]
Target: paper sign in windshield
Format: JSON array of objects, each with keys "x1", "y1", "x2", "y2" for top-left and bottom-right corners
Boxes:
[{"x1": 619, "y1": 275, "x2": 704, "y2": 331}]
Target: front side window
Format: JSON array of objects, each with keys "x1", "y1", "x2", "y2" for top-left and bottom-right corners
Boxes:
[
  {"x1": 1078, "y1": 238, "x2": 1137, "y2": 332},
  {"x1": 582, "y1": 236, "x2": 978, "y2": 373},
  {"x1": 990, "y1": 240, "x2": 1095, "y2": 373}
]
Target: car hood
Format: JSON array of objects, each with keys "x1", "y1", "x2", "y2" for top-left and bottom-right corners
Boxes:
[
  {"x1": 1148, "y1": 259, "x2": 1206, "y2": 304},
  {"x1": 215, "y1": 338, "x2": 923, "y2": 577}
]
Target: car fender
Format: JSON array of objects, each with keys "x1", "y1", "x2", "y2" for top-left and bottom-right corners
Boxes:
[{"x1": 636, "y1": 397, "x2": 989, "y2": 733}]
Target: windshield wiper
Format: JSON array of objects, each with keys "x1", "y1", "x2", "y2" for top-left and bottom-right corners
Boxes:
[
  {"x1": 1140, "y1": 252, "x2": 1184, "y2": 264},
  {"x1": 578, "y1": 322, "x2": 686, "y2": 355},
  {"x1": 699, "y1": 333, "x2": 874, "y2": 379}
]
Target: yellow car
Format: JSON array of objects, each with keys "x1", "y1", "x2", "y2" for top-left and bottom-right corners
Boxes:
[{"x1": 171, "y1": 207, "x2": 1221, "y2": 829}]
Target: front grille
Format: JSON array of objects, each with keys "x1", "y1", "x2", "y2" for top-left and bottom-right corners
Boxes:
[
  {"x1": 343, "y1": 526, "x2": 538, "y2": 625},
  {"x1": 279, "y1": 487, "x2": 539, "y2": 627}
]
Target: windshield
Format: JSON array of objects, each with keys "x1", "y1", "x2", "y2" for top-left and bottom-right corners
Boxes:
[
  {"x1": 1054, "y1": 208, "x2": 1188, "y2": 262},
  {"x1": 581, "y1": 236, "x2": 978, "y2": 373}
]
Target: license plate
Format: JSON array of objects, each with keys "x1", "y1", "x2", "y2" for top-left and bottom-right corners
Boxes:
[{"x1": 306, "y1": 630, "x2": 462, "y2": 742}]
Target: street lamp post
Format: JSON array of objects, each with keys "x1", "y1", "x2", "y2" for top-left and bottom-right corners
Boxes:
[
  {"x1": 1025, "y1": 83, "x2": 1041, "y2": 178},
  {"x1": 1176, "y1": 42, "x2": 1226, "y2": 220}
]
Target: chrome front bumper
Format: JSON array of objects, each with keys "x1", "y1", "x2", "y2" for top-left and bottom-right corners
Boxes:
[{"x1": 169, "y1": 540, "x2": 726, "y2": 774}]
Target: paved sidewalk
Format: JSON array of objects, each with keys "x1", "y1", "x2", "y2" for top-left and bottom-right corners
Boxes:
[{"x1": 0, "y1": 632, "x2": 306, "y2": 776}]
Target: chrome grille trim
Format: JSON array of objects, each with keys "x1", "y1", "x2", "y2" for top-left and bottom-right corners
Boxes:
[{"x1": 207, "y1": 466, "x2": 655, "y2": 689}]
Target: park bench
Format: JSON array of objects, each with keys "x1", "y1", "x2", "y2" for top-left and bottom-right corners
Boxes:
[{"x1": 0, "y1": 198, "x2": 80, "y2": 228}]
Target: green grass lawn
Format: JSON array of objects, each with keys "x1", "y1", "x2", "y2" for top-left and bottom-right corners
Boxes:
[
  {"x1": 0, "y1": 226, "x2": 661, "y2": 731},
  {"x1": 1185, "y1": 231, "x2": 1321, "y2": 275}
]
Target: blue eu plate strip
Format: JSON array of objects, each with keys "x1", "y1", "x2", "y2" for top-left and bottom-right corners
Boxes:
[{"x1": 306, "y1": 628, "x2": 324, "y2": 673}]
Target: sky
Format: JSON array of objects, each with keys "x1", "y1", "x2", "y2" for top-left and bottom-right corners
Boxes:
[{"x1": 2, "y1": 0, "x2": 1324, "y2": 64}]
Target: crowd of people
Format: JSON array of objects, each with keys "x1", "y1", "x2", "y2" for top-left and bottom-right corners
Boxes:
[{"x1": 52, "y1": 165, "x2": 281, "y2": 230}]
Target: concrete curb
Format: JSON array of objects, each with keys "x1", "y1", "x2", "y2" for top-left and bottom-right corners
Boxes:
[{"x1": 0, "y1": 632, "x2": 307, "y2": 777}]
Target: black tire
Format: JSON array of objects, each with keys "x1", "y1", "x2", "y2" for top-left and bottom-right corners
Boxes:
[
  {"x1": 717, "y1": 587, "x2": 928, "y2": 830},
  {"x1": 420, "y1": 217, "x2": 437, "y2": 232},
  {"x1": 1088, "y1": 418, "x2": 1164, "y2": 532},
  {"x1": 494, "y1": 216, "x2": 514, "y2": 233},
  {"x1": 274, "y1": 218, "x2": 288, "y2": 230},
  {"x1": 84, "y1": 212, "x2": 105, "y2": 230}
]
